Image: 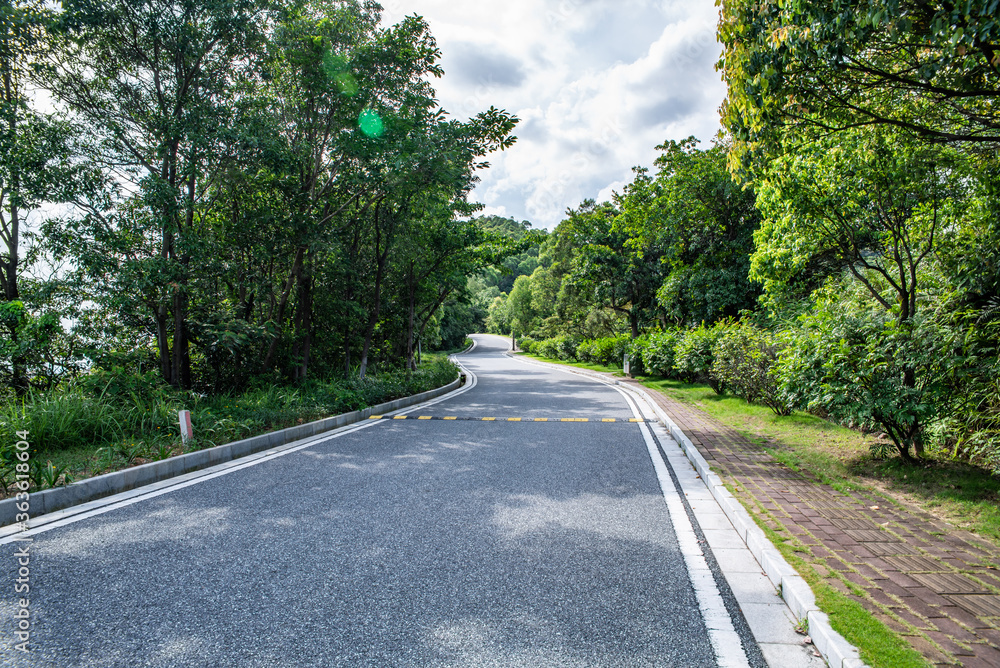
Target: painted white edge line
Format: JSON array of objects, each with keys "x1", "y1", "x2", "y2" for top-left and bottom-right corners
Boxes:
[
  {"x1": 0, "y1": 361, "x2": 481, "y2": 546},
  {"x1": 506, "y1": 351, "x2": 867, "y2": 668},
  {"x1": 497, "y1": 346, "x2": 748, "y2": 666},
  {"x1": 616, "y1": 385, "x2": 751, "y2": 668}
]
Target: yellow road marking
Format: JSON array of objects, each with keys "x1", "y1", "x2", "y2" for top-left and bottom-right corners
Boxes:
[
  {"x1": 602, "y1": 418, "x2": 616, "y2": 422},
  {"x1": 393, "y1": 415, "x2": 408, "y2": 420},
  {"x1": 443, "y1": 416, "x2": 457, "y2": 420},
  {"x1": 507, "y1": 417, "x2": 521, "y2": 422},
  {"x1": 482, "y1": 417, "x2": 496, "y2": 421},
  {"x1": 629, "y1": 418, "x2": 640, "y2": 422},
  {"x1": 560, "y1": 418, "x2": 588, "y2": 422},
  {"x1": 417, "y1": 416, "x2": 432, "y2": 420},
  {"x1": 534, "y1": 418, "x2": 548, "y2": 422},
  {"x1": 369, "y1": 415, "x2": 382, "y2": 419}
]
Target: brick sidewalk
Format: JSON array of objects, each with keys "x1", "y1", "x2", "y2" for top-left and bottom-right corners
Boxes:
[{"x1": 621, "y1": 378, "x2": 1000, "y2": 667}]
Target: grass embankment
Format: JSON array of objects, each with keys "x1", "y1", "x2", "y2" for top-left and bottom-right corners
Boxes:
[
  {"x1": 0, "y1": 356, "x2": 459, "y2": 496},
  {"x1": 521, "y1": 351, "x2": 1000, "y2": 668}
]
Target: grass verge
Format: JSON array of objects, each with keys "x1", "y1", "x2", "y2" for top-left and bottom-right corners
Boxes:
[
  {"x1": 639, "y1": 378, "x2": 1000, "y2": 546},
  {"x1": 0, "y1": 356, "x2": 459, "y2": 497}
]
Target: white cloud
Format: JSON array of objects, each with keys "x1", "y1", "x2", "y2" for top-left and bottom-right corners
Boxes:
[{"x1": 380, "y1": 1, "x2": 725, "y2": 229}]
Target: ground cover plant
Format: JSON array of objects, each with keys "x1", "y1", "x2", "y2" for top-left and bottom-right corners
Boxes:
[{"x1": 0, "y1": 357, "x2": 458, "y2": 495}]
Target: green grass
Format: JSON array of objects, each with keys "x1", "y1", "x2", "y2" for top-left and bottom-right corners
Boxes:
[
  {"x1": 519, "y1": 352, "x2": 625, "y2": 376},
  {"x1": 0, "y1": 358, "x2": 459, "y2": 495},
  {"x1": 756, "y1": 518, "x2": 929, "y2": 668}
]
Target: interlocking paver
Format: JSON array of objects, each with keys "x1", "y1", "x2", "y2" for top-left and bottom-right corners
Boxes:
[{"x1": 616, "y1": 377, "x2": 1000, "y2": 668}]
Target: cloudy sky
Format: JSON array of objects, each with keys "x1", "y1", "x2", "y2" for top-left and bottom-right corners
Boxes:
[{"x1": 380, "y1": 0, "x2": 727, "y2": 230}]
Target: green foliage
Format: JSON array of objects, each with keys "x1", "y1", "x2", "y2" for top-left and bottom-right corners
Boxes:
[
  {"x1": 712, "y1": 323, "x2": 791, "y2": 415},
  {"x1": 617, "y1": 138, "x2": 761, "y2": 327},
  {"x1": 753, "y1": 128, "x2": 974, "y2": 322},
  {"x1": 583, "y1": 334, "x2": 632, "y2": 367},
  {"x1": 551, "y1": 335, "x2": 580, "y2": 361},
  {"x1": 719, "y1": 0, "x2": 1000, "y2": 173},
  {"x1": 674, "y1": 323, "x2": 728, "y2": 393},
  {"x1": 516, "y1": 336, "x2": 537, "y2": 354},
  {"x1": 642, "y1": 330, "x2": 680, "y2": 378},
  {"x1": 0, "y1": 358, "x2": 459, "y2": 490},
  {"x1": 775, "y1": 302, "x2": 949, "y2": 460}
]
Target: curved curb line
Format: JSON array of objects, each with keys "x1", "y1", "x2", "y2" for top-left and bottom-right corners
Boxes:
[
  {"x1": 506, "y1": 353, "x2": 867, "y2": 668},
  {"x1": 0, "y1": 375, "x2": 464, "y2": 529}
]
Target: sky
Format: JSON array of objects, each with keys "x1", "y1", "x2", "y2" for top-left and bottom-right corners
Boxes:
[{"x1": 379, "y1": 0, "x2": 727, "y2": 230}]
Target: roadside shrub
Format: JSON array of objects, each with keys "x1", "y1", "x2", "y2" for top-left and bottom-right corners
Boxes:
[
  {"x1": 642, "y1": 330, "x2": 680, "y2": 377},
  {"x1": 775, "y1": 304, "x2": 948, "y2": 461},
  {"x1": 576, "y1": 339, "x2": 595, "y2": 363},
  {"x1": 517, "y1": 336, "x2": 537, "y2": 354},
  {"x1": 675, "y1": 323, "x2": 729, "y2": 392},
  {"x1": 552, "y1": 334, "x2": 580, "y2": 361},
  {"x1": 712, "y1": 324, "x2": 791, "y2": 415},
  {"x1": 536, "y1": 337, "x2": 559, "y2": 360},
  {"x1": 587, "y1": 334, "x2": 632, "y2": 366},
  {"x1": 922, "y1": 319, "x2": 1000, "y2": 472},
  {"x1": 628, "y1": 336, "x2": 649, "y2": 374}
]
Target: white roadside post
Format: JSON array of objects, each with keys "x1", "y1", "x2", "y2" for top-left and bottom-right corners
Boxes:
[
  {"x1": 623, "y1": 352, "x2": 630, "y2": 377},
  {"x1": 178, "y1": 410, "x2": 194, "y2": 446}
]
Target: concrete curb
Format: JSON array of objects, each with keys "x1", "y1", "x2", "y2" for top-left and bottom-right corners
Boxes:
[
  {"x1": 1, "y1": 376, "x2": 463, "y2": 528},
  {"x1": 507, "y1": 353, "x2": 867, "y2": 668}
]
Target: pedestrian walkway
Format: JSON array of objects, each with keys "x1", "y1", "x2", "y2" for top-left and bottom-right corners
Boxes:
[{"x1": 620, "y1": 378, "x2": 1000, "y2": 667}]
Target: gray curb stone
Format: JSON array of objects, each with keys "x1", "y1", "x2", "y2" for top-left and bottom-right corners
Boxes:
[
  {"x1": 506, "y1": 354, "x2": 868, "y2": 668},
  {"x1": 0, "y1": 376, "x2": 463, "y2": 528}
]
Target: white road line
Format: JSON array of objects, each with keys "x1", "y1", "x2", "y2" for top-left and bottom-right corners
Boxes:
[
  {"x1": 0, "y1": 362, "x2": 481, "y2": 544},
  {"x1": 615, "y1": 387, "x2": 750, "y2": 668},
  {"x1": 505, "y1": 349, "x2": 751, "y2": 667}
]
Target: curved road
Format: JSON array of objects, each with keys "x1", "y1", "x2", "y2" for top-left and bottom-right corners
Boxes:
[{"x1": 2, "y1": 334, "x2": 770, "y2": 667}]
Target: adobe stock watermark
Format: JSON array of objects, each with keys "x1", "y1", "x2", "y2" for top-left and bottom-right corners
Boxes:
[{"x1": 11, "y1": 429, "x2": 33, "y2": 654}]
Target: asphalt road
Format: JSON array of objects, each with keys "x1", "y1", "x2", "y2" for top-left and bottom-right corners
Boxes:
[{"x1": 1, "y1": 334, "x2": 759, "y2": 667}]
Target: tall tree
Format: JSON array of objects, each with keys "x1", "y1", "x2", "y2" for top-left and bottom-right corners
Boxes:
[
  {"x1": 616, "y1": 138, "x2": 760, "y2": 327},
  {"x1": 565, "y1": 199, "x2": 662, "y2": 338},
  {"x1": 43, "y1": 0, "x2": 269, "y2": 388},
  {"x1": 1, "y1": 1, "x2": 100, "y2": 393}
]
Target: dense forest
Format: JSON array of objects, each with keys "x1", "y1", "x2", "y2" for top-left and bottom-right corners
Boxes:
[
  {"x1": 1, "y1": 0, "x2": 530, "y2": 391},
  {"x1": 485, "y1": 2, "x2": 1000, "y2": 471},
  {"x1": 0, "y1": 0, "x2": 531, "y2": 483}
]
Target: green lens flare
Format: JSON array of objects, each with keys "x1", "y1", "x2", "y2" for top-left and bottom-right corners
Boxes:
[
  {"x1": 335, "y1": 72, "x2": 358, "y2": 96},
  {"x1": 359, "y1": 110, "x2": 384, "y2": 138}
]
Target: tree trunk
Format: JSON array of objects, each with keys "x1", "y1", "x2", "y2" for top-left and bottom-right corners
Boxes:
[
  {"x1": 406, "y1": 263, "x2": 416, "y2": 371},
  {"x1": 262, "y1": 245, "x2": 305, "y2": 371},
  {"x1": 156, "y1": 304, "x2": 171, "y2": 384},
  {"x1": 172, "y1": 288, "x2": 191, "y2": 389},
  {"x1": 292, "y1": 250, "x2": 313, "y2": 383},
  {"x1": 358, "y1": 251, "x2": 386, "y2": 379}
]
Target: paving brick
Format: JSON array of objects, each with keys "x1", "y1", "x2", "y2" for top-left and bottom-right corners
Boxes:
[{"x1": 625, "y1": 379, "x2": 1000, "y2": 668}]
